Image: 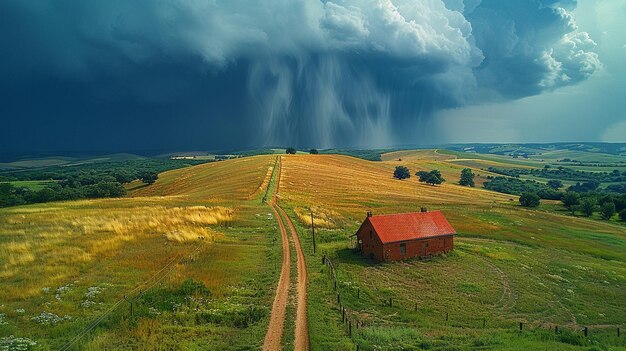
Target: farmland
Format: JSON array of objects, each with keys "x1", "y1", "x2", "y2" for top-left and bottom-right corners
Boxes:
[
  {"x1": 1, "y1": 149, "x2": 626, "y2": 350},
  {"x1": 0, "y1": 155, "x2": 281, "y2": 350},
  {"x1": 277, "y1": 152, "x2": 626, "y2": 350}
]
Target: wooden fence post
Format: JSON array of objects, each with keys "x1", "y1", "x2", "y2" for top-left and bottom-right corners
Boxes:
[
  {"x1": 618, "y1": 327, "x2": 620, "y2": 337},
  {"x1": 584, "y1": 326, "x2": 588, "y2": 337},
  {"x1": 389, "y1": 298, "x2": 392, "y2": 308},
  {"x1": 349, "y1": 321, "x2": 352, "y2": 337},
  {"x1": 446, "y1": 312, "x2": 449, "y2": 322},
  {"x1": 357, "y1": 288, "x2": 360, "y2": 299},
  {"x1": 555, "y1": 326, "x2": 559, "y2": 334},
  {"x1": 519, "y1": 322, "x2": 523, "y2": 332}
]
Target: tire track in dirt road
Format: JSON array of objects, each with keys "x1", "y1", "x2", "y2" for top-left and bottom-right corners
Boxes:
[
  {"x1": 276, "y1": 202, "x2": 309, "y2": 351},
  {"x1": 263, "y1": 156, "x2": 309, "y2": 351},
  {"x1": 263, "y1": 157, "x2": 290, "y2": 351}
]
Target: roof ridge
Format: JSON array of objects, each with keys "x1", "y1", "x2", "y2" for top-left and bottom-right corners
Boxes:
[{"x1": 370, "y1": 210, "x2": 442, "y2": 218}]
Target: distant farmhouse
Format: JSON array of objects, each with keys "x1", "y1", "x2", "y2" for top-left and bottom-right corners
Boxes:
[{"x1": 355, "y1": 209, "x2": 456, "y2": 262}]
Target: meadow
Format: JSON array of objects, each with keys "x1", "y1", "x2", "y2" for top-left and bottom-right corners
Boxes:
[
  {"x1": 0, "y1": 155, "x2": 282, "y2": 350},
  {"x1": 277, "y1": 152, "x2": 626, "y2": 350},
  {"x1": 2, "y1": 150, "x2": 625, "y2": 350}
]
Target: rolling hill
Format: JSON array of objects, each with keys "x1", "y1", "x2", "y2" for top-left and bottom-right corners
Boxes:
[{"x1": 1, "y1": 151, "x2": 625, "y2": 350}]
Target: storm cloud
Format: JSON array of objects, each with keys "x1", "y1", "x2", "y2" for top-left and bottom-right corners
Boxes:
[{"x1": 0, "y1": 0, "x2": 601, "y2": 152}]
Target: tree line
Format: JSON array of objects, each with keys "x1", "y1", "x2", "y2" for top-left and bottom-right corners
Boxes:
[{"x1": 0, "y1": 159, "x2": 207, "y2": 208}]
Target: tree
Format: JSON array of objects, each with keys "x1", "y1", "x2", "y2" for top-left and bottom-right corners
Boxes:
[
  {"x1": 519, "y1": 192, "x2": 540, "y2": 208},
  {"x1": 393, "y1": 166, "x2": 411, "y2": 180},
  {"x1": 600, "y1": 202, "x2": 616, "y2": 220},
  {"x1": 418, "y1": 170, "x2": 445, "y2": 186},
  {"x1": 547, "y1": 179, "x2": 563, "y2": 190},
  {"x1": 459, "y1": 168, "x2": 475, "y2": 187},
  {"x1": 619, "y1": 209, "x2": 626, "y2": 222},
  {"x1": 561, "y1": 192, "x2": 580, "y2": 213},
  {"x1": 140, "y1": 172, "x2": 158, "y2": 185},
  {"x1": 286, "y1": 147, "x2": 297, "y2": 154},
  {"x1": 579, "y1": 198, "x2": 597, "y2": 217},
  {"x1": 309, "y1": 149, "x2": 319, "y2": 154}
]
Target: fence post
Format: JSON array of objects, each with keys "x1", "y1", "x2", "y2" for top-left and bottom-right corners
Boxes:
[
  {"x1": 349, "y1": 321, "x2": 352, "y2": 337},
  {"x1": 618, "y1": 327, "x2": 620, "y2": 337},
  {"x1": 584, "y1": 326, "x2": 588, "y2": 337},
  {"x1": 446, "y1": 312, "x2": 449, "y2": 322},
  {"x1": 337, "y1": 293, "x2": 341, "y2": 305},
  {"x1": 342, "y1": 307, "x2": 345, "y2": 322},
  {"x1": 483, "y1": 318, "x2": 486, "y2": 328},
  {"x1": 322, "y1": 255, "x2": 326, "y2": 265},
  {"x1": 519, "y1": 322, "x2": 523, "y2": 332},
  {"x1": 414, "y1": 303, "x2": 417, "y2": 312},
  {"x1": 357, "y1": 288, "x2": 360, "y2": 299},
  {"x1": 389, "y1": 298, "x2": 392, "y2": 308}
]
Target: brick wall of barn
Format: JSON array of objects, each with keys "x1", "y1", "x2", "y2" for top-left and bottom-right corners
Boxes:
[
  {"x1": 356, "y1": 220, "x2": 384, "y2": 261},
  {"x1": 382, "y1": 235, "x2": 454, "y2": 261}
]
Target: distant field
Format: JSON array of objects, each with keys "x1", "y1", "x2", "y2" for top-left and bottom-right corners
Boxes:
[
  {"x1": 0, "y1": 180, "x2": 57, "y2": 191},
  {"x1": 527, "y1": 149, "x2": 626, "y2": 163}
]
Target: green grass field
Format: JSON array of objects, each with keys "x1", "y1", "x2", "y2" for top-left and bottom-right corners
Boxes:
[
  {"x1": 1, "y1": 150, "x2": 625, "y2": 350},
  {"x1": 0, "y1": 180, "x2": 58, "y2": 191},
  {"x1": 278, "y1": 152, "x2": 626, "y2": 350}
]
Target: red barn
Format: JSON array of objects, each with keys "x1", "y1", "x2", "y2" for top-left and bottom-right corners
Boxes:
[{"x1": 355, "y1": 209, "x2": 456, "y2": 261}]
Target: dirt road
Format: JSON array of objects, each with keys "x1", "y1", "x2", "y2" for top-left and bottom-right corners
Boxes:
[
  {"x1": 277, "y1": 203, "x2": 309, "y2": 350},
  {"x1": 262, "y1": 157, "x2": 309, "y2": 351}
]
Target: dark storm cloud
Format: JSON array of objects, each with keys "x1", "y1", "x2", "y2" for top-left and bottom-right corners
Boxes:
[{"x1": 0, "y1": 0, "x2": 601, "y2": 152}]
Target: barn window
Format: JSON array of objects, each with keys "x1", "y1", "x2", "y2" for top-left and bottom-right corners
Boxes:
[{"x1": 400, "y1": 243, "x2": 406, "y2": 255}]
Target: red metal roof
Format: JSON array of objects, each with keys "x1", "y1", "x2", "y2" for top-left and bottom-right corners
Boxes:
[{"x1": 367, "y1": 211, "x2": 456, "y2": 244}]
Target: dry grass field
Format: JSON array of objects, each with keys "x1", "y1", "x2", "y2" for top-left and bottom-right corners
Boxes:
[{"x1": 0, "y1": 155, "x2": 280, "y2": 350}]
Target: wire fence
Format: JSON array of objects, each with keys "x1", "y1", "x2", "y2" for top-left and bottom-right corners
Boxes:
[
  {"x1": 320, "y1": 255, "x2": 623, "y2": 350},
  {"x1": 58, "y1": 239, "x2": 206, "y2": 351}
]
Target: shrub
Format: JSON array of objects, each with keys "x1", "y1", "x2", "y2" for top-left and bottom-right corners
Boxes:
[
  {"x1": 600, "y1": 201, "x2": 616, "y2": 220},
  {"x1": 459, "y1": 168, "x2": 475, "y2": 187},
  {"x1": 579, "y1": 198, "x2": 597, "y2": 217},
  {"x1": 561, "y1": 192, "x2": 580, "y2": 212},
  {"x1": 547, "y1": 179, "x2": 563, "y2": 189},
  {"x1": 394, "y1": 166, "x2": 411, "y2": 180},
  {"x1": 285, "y1": 147, "x2": 297, "y2": 154},
  {"x1": 418, "y1": 170, "x2": 445, "y2": 186},
  {"x1": 309, "y1": 148, "x2": 319, "y2": 154},
  {"x1": 619, "y1": 209, "x2": 626, "y2": 222},
  {"x1": 519, "y1": 192, "x2": 540, "y2": 207}
]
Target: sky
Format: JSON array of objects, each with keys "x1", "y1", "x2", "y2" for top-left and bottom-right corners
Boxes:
[{"x1": 0, "y1": 0, "x2": 624, "y2": 155}]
